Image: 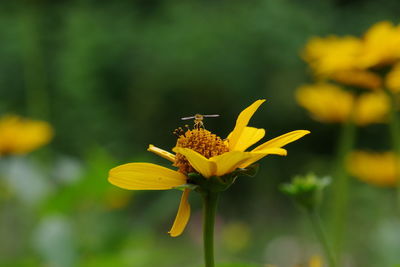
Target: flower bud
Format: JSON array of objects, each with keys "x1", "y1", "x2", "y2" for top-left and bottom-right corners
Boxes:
[{"x1": 280, "y1": 173, "x2": 330, "y2": 211}]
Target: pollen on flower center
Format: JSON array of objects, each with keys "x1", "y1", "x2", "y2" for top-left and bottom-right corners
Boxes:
[{"x1": 173, "y1": 128, "x2": 229, "y2": 174}]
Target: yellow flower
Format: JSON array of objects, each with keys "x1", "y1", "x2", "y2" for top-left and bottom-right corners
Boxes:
[
  {"x1": 347, "y1": 151, "x2": 400, "y2": 187},
  {"x1": 221, "y1": 221, "x2": 251, "y2": 253},
  {"x1": 354, "y1": 91, "x2": 390, "y2": 125},
  {"x1": 302, "y1": 35, "x2": 382, "y2": 89},
  {"x1": 302, "y1": 36, "x2": 362, "y2": 76},
  {"x1": 104, "y1": 188, "x2": 132, "y2": 210},
  {"x1": 386, "y1": 63, "x2": 400, "y2": 93},
  {"x1": 108, "y1": 100, "x2": 310, "y2": 237},
  {"x1": 267, "y1": 255, "x2": 322, "y2": 267},
  {"x1": 359, "y1": 21, "x2": 400, "y2": 68},
  {"x1": 0, "y1": 115, "x2": 53, "y2": 156},
  {"x1": 296, "y1": 83, "x2": 389, "y2": 125},
  {"x1": 308, "y1": 255, "x2": 322, "y2": 267},
  {"x1": 296, "y1": 83, "x2": 353, "y2": 123}
]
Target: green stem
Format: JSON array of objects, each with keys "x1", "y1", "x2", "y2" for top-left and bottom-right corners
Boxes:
[
  {"x1": 308, "y1": 211, "x2": 336, "y2": 267},
  {"x1": 330, "y1": 115, "x2": 356, "y2": 258},
  {"x1": 202, "y1": 191, "x2": 219, "y2": 267},
  {"x1": 386, "y1": 89, "x2": 400, "y2": 207}
]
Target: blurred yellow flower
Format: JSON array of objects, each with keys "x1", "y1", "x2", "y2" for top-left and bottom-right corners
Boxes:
[
  {"x1": 303, "y1": 21, "x2": 400, "y2": 73},
  {"x1": 355, "y1": 91, "x2": 390, "y2": 125},
  {"x1": 104, "y1": 188, "x2": 132, "y2": 210},
  {"x1": 347, "y1": 151, "x2": 400, "y2": 187},
  {"x1": 386, "y1": 63, "x2": 400, "y2": 93},
  {"x1": 0, "y1": 115, "x2": 53, "y2": 156},
  {"x1": 302, "y1": 35, "x2": 382, "y2": 89},
  {"x1": 296, "y1": 83, "x2": 353, "y2": 123},
  {"x1": 296, "y1": 83, "x2": 389, "y2": 125},
  {"x1": 267, "y1": 255, "x2": 322, "y2": 267},
  {"x1": 308, "y1": 255, "x2": 322, "y2": 267},
  {"x1": 108, "y1": 100, "x2": 309, "y2": 237},
  {"x1": 303, "y1": 36, "x2": 362, "y2": 76},
  {"x1": 221, "y1": 221, "x2": 251, "y2": 253},
  {"x1": 359, "y1": 21, "x2": 400, "y2": 68}
]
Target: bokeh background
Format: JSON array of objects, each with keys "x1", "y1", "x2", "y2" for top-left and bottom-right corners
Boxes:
[{"x1": 1, "y1": 0, "x2": 400, "y2": 266}]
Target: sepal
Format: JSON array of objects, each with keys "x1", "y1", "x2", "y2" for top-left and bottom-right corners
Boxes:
[
  {"x1": 188, "y1": 172, "x2": 238, "y2": 193},
  {"x1": 173, "y1": 183, "x2": 199, "y2": 191},
  {"x1": 234, "y1": 164, "x2": 259, "y2": 177},
  {"x1": 186, "y1": 164, "x2": 260, "y2": 193}
]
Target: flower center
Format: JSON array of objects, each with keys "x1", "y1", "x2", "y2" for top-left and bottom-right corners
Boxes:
[{"x1": 173, "y1": 128, "x2": 229, "y2": 174}]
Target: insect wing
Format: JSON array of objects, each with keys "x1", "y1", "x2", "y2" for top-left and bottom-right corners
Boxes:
[
  {"x1": 203, "y1": 114, "x2": 220, "y2": 118},
  {"x1": 181, "y1": 116, "x2": 196, "y2": 120},
  {"x1": 181, "y1": 114, "x2": 219, "y2": 120}
]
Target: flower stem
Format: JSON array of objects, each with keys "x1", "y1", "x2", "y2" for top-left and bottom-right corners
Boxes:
[
  {"x1": 330, "y1": 115, "x2": 356, "y2": 258},
  {"x1": 202, "y1": 191, "x2": 219, "y2": 267},
  {"x1": 308, "y1": 210, "x2": 336, "y2": 267}
]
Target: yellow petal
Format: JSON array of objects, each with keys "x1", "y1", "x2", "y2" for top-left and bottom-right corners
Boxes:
[
  {"x1": 147, "y1": 144, "x2": 176, "y2": 163},
  {"x1": 253, "y1": 147, "x2": 288, "y2": 156},
  {"x1": 210, "y1": 151, "x2": 254, "y2": 176},
  {"x1": 108, "y1": 163, "x2": 186, "y2": 190},
  {"x1": 239, "y1": 148, "x2": 288, "y2": 168},
  {"x1": 226, "y1": 127, "x2": 265, "y2": 152},
  {"x1": 169, "y1": 189, "x2": 191, "y2": 237},
  {"x1": 173, "y1": 147, "x2": 216, "y2": 178},
  {"x1": 227, "y1": 100, "x2": 266, "y2": 151},
  {"x1": 252, "y1": 130, "x2": 310, "y2": 151}
]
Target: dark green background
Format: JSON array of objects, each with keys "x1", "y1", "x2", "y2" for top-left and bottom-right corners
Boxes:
[{"x1": 0, "y1": 0, "x2": 399, "y2": 266}]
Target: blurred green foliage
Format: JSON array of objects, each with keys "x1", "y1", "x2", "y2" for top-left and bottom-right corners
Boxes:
[{"x1": 1, "y1": 0, "x2": 400, "y2": 266}]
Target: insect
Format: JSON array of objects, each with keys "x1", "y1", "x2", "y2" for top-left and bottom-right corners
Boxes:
[{"x1": 181, "y1": 114, "x2": 220, "y2": 129}]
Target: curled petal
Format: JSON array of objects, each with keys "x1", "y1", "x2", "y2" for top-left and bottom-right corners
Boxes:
[
  {"x1": 109, "y1": 163, "x2": 186, "y2": 190},
  {"x1": 252, "y1": 130, "x2": 310, "y2": 151},
  {"x1": 148, "y1": 144, "x2": 176, "y2": 163},
  {"x1": 173, "y1": 147, "x2": 217, "y2": 178},
  {"x1": 169, "y1": 189, "x2": 191, "y2": 237},
  {"x1": 227, "y1": 100, "x2": 266, "y2": 151},
  {"x1": 226, "y1": 127, "x2": 265, "y2": 152}
]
